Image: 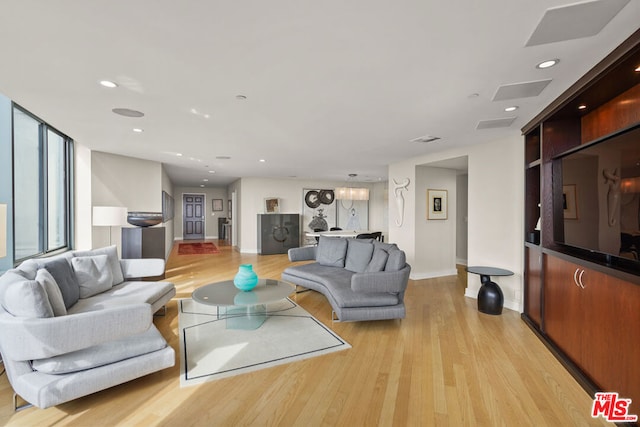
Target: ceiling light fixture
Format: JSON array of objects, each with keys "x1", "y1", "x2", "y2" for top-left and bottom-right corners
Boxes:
[
  {"x1": 504, "y1": 106, "x2": 519, "y2": 112},
  {"x1": 203, "y1": 179, "x2": 209, "y2": 182},
  {"x1": 176, "y1": 153, "x2": 183, "y2": 157},
  {"x1": 99, "y1": 80, "x2": 118, "y2": 88},
  {"x1": 259, "y1": 159, "x2": 266, "y2": 163},
  {"x1": 335, "y1": 174, "x2": 370, "y2": 201},
  {"x1": 132, "y1": 128, "x2": 143, "y2": 133},
  {"x1": 216, "y1": 156, "x2": 231, "y2": 160},
  {"x1": 578, "y1": 104, "x2": 587, "y2": 110},
  {"x1": 208, "y1": 170, "x2": 215, "y2": 174},
  {"x1": 635, "y1": 65, "x2": 640, "y2": 72},
  {"x1": 536, "y1": 59, "x2": 559, "y2": 69}
]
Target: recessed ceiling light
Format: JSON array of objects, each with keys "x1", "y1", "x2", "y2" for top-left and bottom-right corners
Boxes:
[
  {"x1": 203, "y1": 179, "x2": 209, "y2": 182},
  {"x1": 536, "y1": 59, "x2": 559, "y2": 69},
  {"x1": 635, "y1": 65, "x2": 640, "y2": 72},
  {"x1": 176, "y1": 153, "x2": 183, "y2": 157},
  {"x1": 504, "y1": 106, "x2": 519, "y2": 112},
  {"x1": 132, "y1": 128, "x2": 143, "y2": 133},
  {"x1": 208, "y1": 170, "x2": 215, "y2": 174},
  {"x1": 99, "y1": 80, "x2": 118, "y2": 88},
  {"x1": 468, "y1": 93, "x2": 480, "y2": 98},
  {"x1": 200, "y1": 185, "x2": 205, "y2": 188},
  {"x1": 259, "y1": 159, "x2": 266, "y2": 163},
  {"x1": 112, "y1": 108, "x2": 144, "y2": 118},
  {"x1": 578, "y1": 104, "x2": 587, "y2": 110},
  {"x1": 236, "y1": 95, "x2": 247, "y2": 100}
]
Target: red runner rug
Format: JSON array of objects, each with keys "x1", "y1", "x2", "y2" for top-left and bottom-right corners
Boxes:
[{"x1": 178, "y1": 242, "x2": 220, "y2": 255}]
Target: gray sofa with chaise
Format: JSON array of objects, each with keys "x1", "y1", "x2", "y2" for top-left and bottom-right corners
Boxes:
[
  {"x1": 282, "y1": 237, "x2": 411, "y2": 321},
  {"x1": 0, "y1": 246, "x2": 176, "y2": 409}
]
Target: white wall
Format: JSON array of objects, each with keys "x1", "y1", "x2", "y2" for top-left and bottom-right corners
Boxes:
[
  {"x1": 413, "y1": 166, "x2": 458, "y2": 279},
  {"x1": 389, "y1": 133, "x2": 525, "y2": 312},
  {"x1": 456, "y1": 174, "x2": 468, "y2": 264},
  {"x1": 74, "y1": 142, "x2": 93, "y2": 250},
  {"x1": 91, "y1": 151, "x2": 163, "y2": 254},
  {"x1": 234, "y1": 178, "x2": 387, "y2": 253},
  {"x1": 161, "y1": 165, "x2": 175, "y2": 257}
]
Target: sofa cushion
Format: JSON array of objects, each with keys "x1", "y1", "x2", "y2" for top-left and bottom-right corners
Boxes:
[
  {"x1": 385, "y1": 250, "x2": 406, "y2": 272},
  {"x1": 373, "y1": 241, "x2": 399, "y2": 253},
  {"x1": 31, "y1": 325, "x2": 167, "y2": 374},
  {"x1": 316, "y1": 237, "x2": 348, "y2": 267},
  {"x1": 42, "y1": 258, "x2": 80, "y2": 309},
  {"x1": 364, "y1": 248, "x2": 389, "y2": 273},
  {"x1": 345, "y1": 240, "x2": 374, "y2": 273},
  {"x1": 67, "y1": 281, "x2": 176, "y2": 314},
  {"x1": 74, "y1": 246, "x2": 124, "y2": 286},
  {"x1": 1, "y1": 280, "x2": 54, "y2": 318},
  {"x1": 283, "y1": 263, "x2": 353, "y2": 288},
  {"x1": 71, "y1": 255, "x2": 114, "y2": 298},
  {"x1": 35, "y1": 268, "x2": 67, "y2": 316}
]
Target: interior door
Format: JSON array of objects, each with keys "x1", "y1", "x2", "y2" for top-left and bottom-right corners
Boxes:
[{"x1": 183, "y1": 194, "x2": 205, "y2": 240}]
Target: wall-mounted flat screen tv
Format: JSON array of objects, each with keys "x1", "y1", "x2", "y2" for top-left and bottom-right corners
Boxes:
[{"x1": 552, "y1": 124, "x2": 640, "y2": 275}]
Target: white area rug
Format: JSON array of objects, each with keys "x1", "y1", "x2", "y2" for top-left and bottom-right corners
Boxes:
[{"x1": 179, "y1": 298, "x2": 350, "y2": 387}]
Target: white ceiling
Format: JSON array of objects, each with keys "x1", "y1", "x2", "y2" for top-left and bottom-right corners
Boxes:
[{"x1": 1, "y1": 1, "x2": 638, "y2": 187}]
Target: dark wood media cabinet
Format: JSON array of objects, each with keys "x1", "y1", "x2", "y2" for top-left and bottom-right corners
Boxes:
[{"x1": 522, "y1": 29, "x2": 640, "y2": 419}]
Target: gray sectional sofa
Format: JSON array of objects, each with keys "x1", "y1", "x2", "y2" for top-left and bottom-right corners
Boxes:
[
  {"x1": 0, "y1": 246, "x2": 176, "y2": 409},
  {"x1": 282, "y1": 237, "x2": 411, "y2": 321}
]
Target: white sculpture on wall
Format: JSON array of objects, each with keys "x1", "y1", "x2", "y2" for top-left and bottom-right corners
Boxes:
[
  {"x1": 392, "y1": 178, "x2": 410, "y2": 227},
  {"x1": 603, "y1": 168, "x2": 621, "y2": 227}
]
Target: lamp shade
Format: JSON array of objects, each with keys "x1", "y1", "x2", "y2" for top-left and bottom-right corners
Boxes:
[
  {"x1": 335, "y1": 187, "x2": 370, "y2": 201},
  {"x1": 0, "y1": 204, "x2": 6, "y2": 258},
  {"x1": 93, "y1": 206, "x2": 128, "y2": 226}
]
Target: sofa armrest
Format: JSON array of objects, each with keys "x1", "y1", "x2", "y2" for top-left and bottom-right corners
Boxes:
[
  {"x1": 120, "y1": 258, "x2": 165, "y2": 279},
  {"x1": 0, "y1": 303, "x2": 152, "y2": 361},
  {"x1": 351, "y1": 265, "x2": 411, "y2": 293},
  {"x1": 288, "y1": 246, "x2": 317, "y2": 262}
]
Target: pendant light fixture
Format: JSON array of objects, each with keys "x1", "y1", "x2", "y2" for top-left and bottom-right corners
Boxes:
[{"x1": 335, "y1": 174, "x2": 370, "y2": 201}]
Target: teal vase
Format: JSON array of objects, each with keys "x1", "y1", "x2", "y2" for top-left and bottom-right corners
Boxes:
[{"x1": 233, "y1": 264, "x2": 258, "y2": 291}]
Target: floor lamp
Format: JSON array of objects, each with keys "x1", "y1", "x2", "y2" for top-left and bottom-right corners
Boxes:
[{"x1": 93, "y1": 206, "x2": 128, "y2": 246}]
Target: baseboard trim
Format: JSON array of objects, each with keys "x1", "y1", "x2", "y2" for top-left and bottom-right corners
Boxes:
[{"x1": 410, "y1": 269, "x2": 458, "y2": 280}]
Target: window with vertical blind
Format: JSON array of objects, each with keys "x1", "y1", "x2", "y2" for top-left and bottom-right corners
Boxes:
[{"x1": 12, "y1": 105, "x2": 74, "y2": 261}]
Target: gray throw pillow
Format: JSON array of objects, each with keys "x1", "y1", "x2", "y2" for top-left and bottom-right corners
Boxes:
[
  {"x1": 345, "y1": 240, "x2": 374, "y2": 273},
  {"x1": 1, "y1": 280, "x2": 54, "y2": 318},
  {"x1": 385, "y1": 250, "x2": 406, "y2": 272},
  {"x1": 364, "y1": 248, "x2": 389, "y2": 273},
  {"x1": 316, "y1": 237, "x2": 348, "y2": 267},
  {"x1": 42, "y1": 258, "x2": 80, "y2": 309},
  {"x1": 73, "y1": 245, "x2": 124, "y2": 286},
  {"x1": 71, "y1": 255, "x2": 114, "y2": 298},
  {"x1": 35, "y1": 268, "x2": 67, "y2": 316}
]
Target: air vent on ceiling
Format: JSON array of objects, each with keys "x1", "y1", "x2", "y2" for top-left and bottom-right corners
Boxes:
[
  {"x1": 112, "y1": 108, "x2": 144, "y2": 118},
  {"x1": 216, "y1": 156, "x2": 231, "y2": 160},
  {"x1": 492, "y1": 80, "x2": 551, "y2": 101},
  {"x1": 526, "y1": 0, "x2": 630, "y2": 47},
  {"x1": 476, "y1": 117, "x2": 517, "y2": 130},
  {"x1": 411, "y1": 135, "x2": 441, "y2": 144}
]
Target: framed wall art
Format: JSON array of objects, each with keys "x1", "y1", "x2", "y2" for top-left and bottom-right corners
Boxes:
[
  {"x1": 427, "y1": 189, "x2": 448, "y2": 220},
  {"x1": 212, "y1": 198, "x2": 223, "y2": 212},
  {"x1": 264, "y1": 197, "x2": 280, "y2": 213}
]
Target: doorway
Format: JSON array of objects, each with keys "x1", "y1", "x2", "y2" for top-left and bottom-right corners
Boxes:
[{"x1": 183, "y1": 194, "x2": 205, "y2": 240}]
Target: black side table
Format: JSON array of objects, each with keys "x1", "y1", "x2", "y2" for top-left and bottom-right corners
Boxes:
[{"x1": 466, "y1": 266, "x2": 514, "y2": 315}]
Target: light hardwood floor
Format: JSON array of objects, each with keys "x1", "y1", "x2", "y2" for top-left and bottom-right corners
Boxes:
[{"x1": 0, "y1": 241, "x2": 608, "y2": 426}]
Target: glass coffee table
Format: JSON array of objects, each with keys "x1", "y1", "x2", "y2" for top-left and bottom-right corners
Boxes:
[{"x1": 192, "y1": 279, "x2": 294, "y2": 329}]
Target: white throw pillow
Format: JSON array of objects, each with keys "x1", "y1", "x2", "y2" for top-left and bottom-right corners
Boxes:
[
  {"x1": 1, "y1": 280, "x2": 53, "y2": 318},
  {"x1": 71, "y1": 255, "x2": 114, "y2": 298},
  {"x1": 35, "y1": 268, "x2": 67, "y2": 316}
]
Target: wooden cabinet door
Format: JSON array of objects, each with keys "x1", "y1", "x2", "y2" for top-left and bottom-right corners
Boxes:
[
  {"x1": 524, "y1": 246, "x2": 543, "y2": 327},
  {"x1": 543, "y1": 255, "x2": 584, "y2": 365},
  {"x1": 579, "y1": 269, "x2": 640, "y2": 416}
]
